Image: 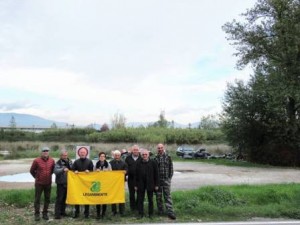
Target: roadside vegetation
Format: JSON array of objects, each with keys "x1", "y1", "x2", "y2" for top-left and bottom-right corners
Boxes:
[
  {"x1": 1, "y1": 183, "x2": 300, "y2": 224},
  {"x1": 0, "y1": 141, "x2": 231, "y2": 160}
]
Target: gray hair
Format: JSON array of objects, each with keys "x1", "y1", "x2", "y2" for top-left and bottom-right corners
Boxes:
[
  {"x1": 113, "y1": 150, "x2": 121, "y2": 155},
  {"x1": 60, "y1": 149, "x2": 68, "y2": 155}
]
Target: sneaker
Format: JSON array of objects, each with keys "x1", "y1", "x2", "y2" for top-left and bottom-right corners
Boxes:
[
  {"x1": 168, "y1": 213, "x2": 176, "y2": 220},
  {"x1": 42, "y1": 214, "x2": 49, "y2": 220},
  {"x1": 54, "y1": 215, "x2": 61, "y2": 219}
]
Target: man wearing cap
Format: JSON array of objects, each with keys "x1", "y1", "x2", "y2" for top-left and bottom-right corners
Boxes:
[{"x1": 30, "y1": 146, "x2": 55, "y2": 221}]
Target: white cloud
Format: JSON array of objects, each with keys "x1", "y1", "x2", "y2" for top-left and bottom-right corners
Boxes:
[{"x1": 0, "y1": 0, "x2": 256, "y2": 125}]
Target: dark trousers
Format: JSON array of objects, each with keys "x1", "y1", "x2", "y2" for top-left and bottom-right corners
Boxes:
[
  {"x1": 111, "y1": 203, "x2": 125, "y2": 215},
  {"x1": 74, "y1": 205, "x2": 89, "y2": 217},
  {"x1": 156, "y1": 179, "x2": 174, "y2": 215},
  {"x1": 54, "y1": 184, "x2": 67, "y2": 216},
  {"x1": 96, "y1": 204, "x2": 107, "y2": 216},
  {"x1": 137, "y1": 188, "x2": 154, "y2": 216},
  {"x1": 34, "y1": 184, "x2": 52, "y2": 215},
  {"x1": 127, "y1": 176, "x2": 138, "y2": 210}
]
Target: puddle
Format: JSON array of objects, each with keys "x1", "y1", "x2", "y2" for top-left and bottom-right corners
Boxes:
[{"x1": 0, "y1": 173, "x2": 55, "y2": 182}]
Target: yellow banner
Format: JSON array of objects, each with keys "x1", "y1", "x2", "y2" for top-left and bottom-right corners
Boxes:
[{"x1": 66, "y1": 171, "x2": 125, "y2": 205}]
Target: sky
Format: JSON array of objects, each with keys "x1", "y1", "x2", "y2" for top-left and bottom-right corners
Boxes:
[{"x1": 0, "y1": 0, "x2": 256, "y2": 126}]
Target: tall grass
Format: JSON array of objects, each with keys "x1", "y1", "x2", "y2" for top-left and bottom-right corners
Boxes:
[{"x1": 1, "y1": 183, "x2": 300, "y2": 224}]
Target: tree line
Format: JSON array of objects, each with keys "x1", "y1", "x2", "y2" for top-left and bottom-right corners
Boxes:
[{"x1": 0, "y1": 127, "x2": 224, "y2": 144}]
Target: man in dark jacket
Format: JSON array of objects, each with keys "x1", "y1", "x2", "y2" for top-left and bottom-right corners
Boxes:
[
  {"x1": 30, "y1": 146, "x2": 55, "y2": 221},
  {"x1": 110, "y1": 150, "x2": 128, "y2": 216},
  {"x1": 125, "y1": 145, "x2": 141, "y2": 211},
  {"x1": 54, "y1": 149, "x2": 72, "y2": 219},
  {"x1": 135, "y1": 149, "x2": 158, "y2": 218},
  {"x1": 72, "y1": 147, "x2": 94, "y2": 219}
]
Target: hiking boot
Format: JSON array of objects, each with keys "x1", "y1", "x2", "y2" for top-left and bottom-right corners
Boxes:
[
  {"x1": 42, "y1": 214, "x2": 49, "y2": 220},
  {"x1": 168, "y1": 213, "x2": 176, "y2": 220},
  {"x1": 61, "y1": 212, "x2": 68, "y2": 217},
  {"x1": 54, "y1": 215, "x2": 61, "y2": 219},
  {"x1": 34, "y1": 214, "x2": 40, "y2": 221}
]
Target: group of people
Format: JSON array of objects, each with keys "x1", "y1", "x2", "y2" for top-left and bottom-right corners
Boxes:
[{"x1": 29, "y1": 143, "x2": 176, "y2": 221}]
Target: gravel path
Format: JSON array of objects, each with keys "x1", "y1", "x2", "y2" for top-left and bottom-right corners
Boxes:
[{"x1": 1, "y1": 159, "x2": 300, "y2": 190}]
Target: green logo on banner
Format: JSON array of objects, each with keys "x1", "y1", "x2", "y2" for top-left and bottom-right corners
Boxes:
[{"x1": 90, "y1": 181, "x2": 101, "y2": 192}]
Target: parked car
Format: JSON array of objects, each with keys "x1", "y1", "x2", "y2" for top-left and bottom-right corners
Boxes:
[
  {"x1": 176, "y1": 145, "x2": 195, "y2": 157},
  {"x1": 193, "y1": 148, "x2": 211, "y2": 159},
  {"x1": 177, "y1": 146, "x2": 211, "y2": 159}
]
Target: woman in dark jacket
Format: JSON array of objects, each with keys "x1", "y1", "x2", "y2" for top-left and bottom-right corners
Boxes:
[{"x1": 95, "y1": 152, "x2": 111, "y2": 219}]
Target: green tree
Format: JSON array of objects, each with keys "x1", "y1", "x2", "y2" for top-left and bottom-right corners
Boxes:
[
  {"x1": 222, "y1": 0, "x2": 300, "y2": 166},
  {"x1": 199, "y1": 114, "x2": 219, "y2": 130},
  {"x1": 100, "y1": 123, "x2": 110, "y2": 132},
  {"x1": 151, "y1": 110, "x2": 169, "y2": 128}
]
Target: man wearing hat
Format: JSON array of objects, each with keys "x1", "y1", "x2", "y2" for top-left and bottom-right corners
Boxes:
[{"x1": 30, "y1": 147, "x2": 55, "y2": 221}]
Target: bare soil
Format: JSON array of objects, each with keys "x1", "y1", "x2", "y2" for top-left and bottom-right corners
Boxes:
[{"x1": 1, "y1": 159, "x2": 300, "y2": 190}]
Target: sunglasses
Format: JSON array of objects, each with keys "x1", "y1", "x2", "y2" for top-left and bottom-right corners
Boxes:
[{"x1": 42, "y1": 150, "x2": 49, "y2": 152}]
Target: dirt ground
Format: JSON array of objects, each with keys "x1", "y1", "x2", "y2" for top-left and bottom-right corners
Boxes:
[{"x1": 1, "y1": 159, "x2": 300, "y2": 190}]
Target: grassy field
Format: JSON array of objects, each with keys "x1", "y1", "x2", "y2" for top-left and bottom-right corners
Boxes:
[{"x1": 1, "y1": 183, "x2": 300, "y2": 224}]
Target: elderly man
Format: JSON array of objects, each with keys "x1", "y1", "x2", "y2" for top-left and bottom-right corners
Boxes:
[
  {"x1": 134, "y1": 149, "x2": 158, "y2": 218},
  {"x1": 154, "y1": 143, "x2": 176, "y2": 220},
  {"x1": 110, "y1": 150, "x2": 128, "y2": 216},
  {"x1": 30, "y1": 147, "x2": 55, "y2": 221},
  {"x1": 54, "y1": 149, "x2": 72, "y2": 219},
  {"x1": 72, "y1": 147, "x2": 94, "y2": 219},
  {"x1": 125, "y1": 145, "x2": 142, "y2": 211}
]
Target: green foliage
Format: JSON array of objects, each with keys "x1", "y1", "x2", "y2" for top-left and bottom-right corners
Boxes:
[
  {"x1": 221, "y1": 0, "x2": 300, "y2": 166},
  {"x1": 150, "y1": 110, "x2": 169, "y2": 128},
  {"x1": 0, "y1": 127, "x2": 224, "y2": 145},
  {"x1": 87, "y1": 127, "x2": 209, "y2": 144},
  {"x1": 0, "y1": 188, "x2": 57, "y2": 208},
  {"x1": 2, "y1": 183, "x2": 300, "y2": 223}
]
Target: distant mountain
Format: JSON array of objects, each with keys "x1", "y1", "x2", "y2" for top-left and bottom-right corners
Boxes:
[
  {"x1": 0, "y1": 113, "x2": 67, "y2": 128},
  {"x1": 0, "y1": 112, "x2": 200, "y2": 129}
]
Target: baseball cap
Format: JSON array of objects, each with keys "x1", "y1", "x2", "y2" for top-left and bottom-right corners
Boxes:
[{"x1": 41, "y1": 147, "x2": 50, "y2": 152}]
